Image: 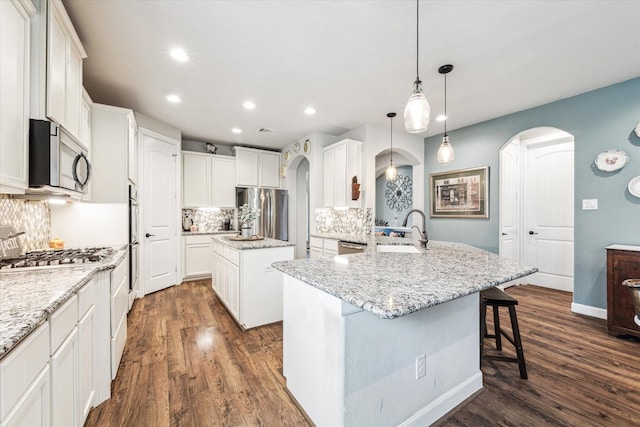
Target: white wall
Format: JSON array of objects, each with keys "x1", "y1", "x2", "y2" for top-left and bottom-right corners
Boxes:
[{"x1": 50, "y1": 202, "x2": 128, "y2": 247}]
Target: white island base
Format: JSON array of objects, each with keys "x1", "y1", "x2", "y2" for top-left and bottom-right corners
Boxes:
[{"x1": 283, "y1": 275, "x2": 483, "y2": 426}]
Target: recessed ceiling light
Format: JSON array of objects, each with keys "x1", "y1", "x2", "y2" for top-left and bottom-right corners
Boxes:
[
  {"x1": 243, "y1": 101, "x2": 256, "y2": 110},
  {"x1": 232, "y1": 128, "x2": 242, "y2": 134},
  {"x1": 166, "y1": 94, "x2": 181, "y2": 103},
  {"x1": 169, "y1": 48, "x2": 190, "y2": 62},
  {"x1": 304, "y1": 106, "x2": 316, "y2": 115},
  {"x1": 436, "y1": 114, "x2": 447, "y2": 122}
]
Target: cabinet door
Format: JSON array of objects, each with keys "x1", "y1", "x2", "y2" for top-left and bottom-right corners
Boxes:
[
  {"x1": 184, "y1": 243, "x2": 212, "y2": 278},
  {"x1": 47, "y1": 4, "x2": 67, "y2": 126},
  {"x1": 228, "y1": 263, "x2": 240, "y2": 321},
  {"x1": 211, "y1": 157, "x2": 236, "y2": 207},
  {"x1": 259, "y1": 152, "x2": 280, "y2": 188},
  {"x1": 183, "y1": 153, "x2": 211, "y2": 207},
  {"x1": 127, "y1": 116, "x2": 137, "y2": 184},
  {"x1": 1, "y1": 366, "x2": 50, "y2": 427},
  {"x1": 333, "y1": 144, "x2": 348, "y2": 207},
  {"x1": 236, "y1": 149, "x2": 259, "y2": 187},
  {"x1": 323, "y1": 148, "x2": 335, "y2": 207},
  {"x1": 65, "y1": 42, "x2": 83, "y2": 139},
  {"x1": 0, "y1": 0, "x2": 31, "y2": 193},
  {"x1": 211, "y1": 251, "x2": 221, "y2": 294},
  {"x1": 51, "y1": 327, "x2": 79, "y2": 427},
  {"x1": 78, "y1": 305, "x2": 95, "y2": 425}
]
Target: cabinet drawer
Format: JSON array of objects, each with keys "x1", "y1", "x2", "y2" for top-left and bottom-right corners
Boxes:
[
  {"x1": 78, "y1": 277, "x2": 97, "y2": 319},
  {"x1": 111, "y1": 312, "x2": 127, "y2": 380},
  {"x1": 309, "y1": 236, "x2": 323, "y2": 249},
  {"x1": 324, "y1": 239, "x2": 339, "y2": 252},
  {"x1": 50, "y1": 294, "x2": 78, "y2": 355},
  {"x1": 0, "y1": 322, "x2": 50, "y2": 420},
  {"x1": 110, "y1": 257, "x2": 128, "y2": 295},
  {"x1": 111, "y1": 275, "x2": 128, "y2": 336},
  {"x1": 185, "y1": 234, "x2": 211, "y2": 245}
]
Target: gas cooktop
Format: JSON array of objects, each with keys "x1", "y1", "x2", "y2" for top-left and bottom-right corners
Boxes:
[{"x1": 0, "y1": 247, "x2": 114, "y2": 270}]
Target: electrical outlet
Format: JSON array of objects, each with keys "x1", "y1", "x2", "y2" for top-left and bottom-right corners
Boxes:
[{"x1": 416, "y1": 354, "x2": 426, "y2": 379}]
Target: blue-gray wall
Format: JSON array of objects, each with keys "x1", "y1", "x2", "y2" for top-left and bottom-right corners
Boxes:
[
  {"x1": 375, "y1": 166, "x2": 413, "y2": 226},
  {"x1": 424, "y1": 77, "x2": 640, "y2": 309}
]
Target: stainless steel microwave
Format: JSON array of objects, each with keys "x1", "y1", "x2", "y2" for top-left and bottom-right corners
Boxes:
[{"x1": 29, "y1": 119, "x2": 91, "y2": 194}]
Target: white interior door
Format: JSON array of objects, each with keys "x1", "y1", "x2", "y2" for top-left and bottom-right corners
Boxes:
[
  {"x1": 498, "y1": 141, "x2": 522, "y2": 287},
  {"x1": 523, "y1": 137, "x2": 574, "y2": 292},
  {"x1": 142, "y1": 131, "x2": 178, "y2": 295}
]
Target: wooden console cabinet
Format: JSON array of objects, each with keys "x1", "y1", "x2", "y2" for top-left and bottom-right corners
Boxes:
[{"x1": 606, "y1": 245, "x2": 640, "y2": 337}]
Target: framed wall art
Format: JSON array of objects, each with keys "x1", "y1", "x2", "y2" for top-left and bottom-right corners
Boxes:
[{"x1": 429, "y1": 166, "x2": 489, "y2": 218}]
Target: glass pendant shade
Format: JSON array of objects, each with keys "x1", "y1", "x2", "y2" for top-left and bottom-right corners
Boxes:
[
  {"x1": 404, "y1": 85, "x2": 431, "y2": 133},
  {"x1": 437, "y1": 136, "x2": 455, "y2": 164},
  {"x1": 385, "y1": 163, "x2": 397, "y2": 181}
]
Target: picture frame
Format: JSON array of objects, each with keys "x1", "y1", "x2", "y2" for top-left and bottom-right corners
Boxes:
[{"x1": 429, "y1": 166, "x2": 489, "y2": 218}]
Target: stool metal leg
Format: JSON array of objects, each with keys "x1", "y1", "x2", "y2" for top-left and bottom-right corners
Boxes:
[
  {"x1": 493, "y1": 305, "x2": 502, "y2": 351},
  {"x1": 508, "y1": 305, "x2": 528, "y2": 379}
]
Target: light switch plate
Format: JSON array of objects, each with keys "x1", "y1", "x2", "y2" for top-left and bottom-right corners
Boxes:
[{"x1": 582, "y1": 199, "x2": 598, "y2": 210}]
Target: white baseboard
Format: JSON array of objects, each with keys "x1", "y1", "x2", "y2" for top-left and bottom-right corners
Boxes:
[
  {"x1": 399, "y1": 372, "x2": 483, "y2": 427},
  {"x1": 571, "y1": 302, "x2": 607, "y2": 319}
]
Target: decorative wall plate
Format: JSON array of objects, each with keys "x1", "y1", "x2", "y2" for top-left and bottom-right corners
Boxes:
[
  {"x1": 303, "y1": 140, "x2": 311, "y2": 154},
  {"x1": 635, "y1": 122, "x2": 640, "y2": 138},
  {"x1": 594, "y1": 149, "x2": 628, "y2": 172},
  {"x1": 628, "y1": 176, "x2": 640, "y2": 198},
  {"x1": 292, "y1": 142, "x2": 300, "y2": 153},
  {"x1": 284, "y1": 151, "x2": 290, "y2": 161}
]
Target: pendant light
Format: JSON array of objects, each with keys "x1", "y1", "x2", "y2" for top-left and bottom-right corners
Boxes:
[
  {"x1": 437, "y1": 64, "x2": 454, "y2": 164},
  {"x1": 404, "y1": 0, "x2": 430, "y2": 133},
  {"x1": 385, "y1": 112, "x2": 398, "y2": 181}
]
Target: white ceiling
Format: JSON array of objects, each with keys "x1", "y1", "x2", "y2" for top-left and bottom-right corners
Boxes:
[{"x1": 64, "y1": 0, "x2": 640, "y2": 150}]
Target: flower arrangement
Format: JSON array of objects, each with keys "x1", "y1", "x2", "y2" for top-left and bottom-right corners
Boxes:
[{"x1": 239, "y1": 203, "x2": 260, "y2": 227}]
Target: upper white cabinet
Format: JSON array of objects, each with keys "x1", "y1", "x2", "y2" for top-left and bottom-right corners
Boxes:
[
  {"x1": 30, "y1": 0, "x2": 87, "y2": 142},
  {"x1": 235, "y1": 147, "x2": 280, "y2": 188},
  {"x1": 91, "y1": 104, "x2": 137, "y2": 203},
  {"x1": 182, "y1": 152, "x2": 236, "y2": 208},
  {"x1": 0, "y1": 0, "x2": 36, "y2": 194},
  {"x1": 323, "y1": 139, "x2": 362, "y2": 208},
  {"x1": 127, "y1": 116, "x2": 137, "y2": 185}
]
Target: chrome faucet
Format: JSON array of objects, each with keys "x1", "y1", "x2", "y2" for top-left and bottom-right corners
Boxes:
[{"x1": 402, "y1": 209, "x2": 428, "y2": 248}]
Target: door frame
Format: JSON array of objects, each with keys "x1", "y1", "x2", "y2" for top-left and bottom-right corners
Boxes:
[
  {"x1": 138, "y1": 127, "x2": 181, "y2": 296},
  {"x1": 287, "y1": 154, "x2": 310, "y2": 259},
  {"x1": 499, "y1": 127, "x2": 575, "y2": 291}
]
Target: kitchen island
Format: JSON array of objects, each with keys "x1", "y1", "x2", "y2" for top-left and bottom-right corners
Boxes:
[{"x1": 272, "y1": 240, "x2": 537, "y2": 426}]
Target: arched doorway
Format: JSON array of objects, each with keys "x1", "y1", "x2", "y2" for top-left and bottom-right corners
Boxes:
[
  {"x1": 287, "y1": 155, "x2": 310, "y2": 259},
  {"x1": 499, "y1": 127, "x2": 575, "y2": 292}
]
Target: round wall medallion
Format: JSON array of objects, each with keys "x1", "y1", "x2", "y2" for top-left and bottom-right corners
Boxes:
[
  {"x1": 635, "y1": 121, "x2": 640, "y2": 138},
  {"x1": 292, "y1": 142, "x2": 300, "y2": 153},
  {"x1": 303, "y1": 140, "x2": 311, "y2": 154},
  {"x1": 284, "y1": 151, "x2": 290, "y2": 161}
]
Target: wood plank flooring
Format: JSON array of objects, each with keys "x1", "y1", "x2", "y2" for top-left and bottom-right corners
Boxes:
[{"x1": 85, "y1": 282, "x2": 640, "y2": 426}]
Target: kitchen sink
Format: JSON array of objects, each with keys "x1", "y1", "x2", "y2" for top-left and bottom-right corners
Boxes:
[{"x1": 376, "y1": 245, "x2": 421, "y2": 253}]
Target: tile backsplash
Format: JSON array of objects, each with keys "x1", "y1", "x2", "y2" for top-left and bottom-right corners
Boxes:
[
  {"x1": 0, "y1": 197, "x2": 50, "y2": 251},
  {"x1": 315, "y1": 208, "x2": 372, "y2": 235},
  {"x1": 182, "y1": 208, "x2": 235, "y2": 232}
]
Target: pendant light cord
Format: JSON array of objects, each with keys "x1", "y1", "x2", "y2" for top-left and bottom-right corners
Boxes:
[
  {"x1": 444, "y1": 72, "x2": 447, "y2": 136},
  {"x1": 415, "y1": 0, "x2": 420, "y2": 82},
  {"x1": 390, "y1": 115, "x2": 394, "y2": 163}
]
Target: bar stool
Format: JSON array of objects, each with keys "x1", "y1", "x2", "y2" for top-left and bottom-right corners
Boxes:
[{"x1": 480, "y1": 287, "x2": 528, "y2": 379}]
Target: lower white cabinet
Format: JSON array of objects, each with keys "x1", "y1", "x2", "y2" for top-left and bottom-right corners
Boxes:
[
  {"x1": 77, "y1": 277, "x2": 97, "y2": 424},
  {"x1": 182, "y1": 235, "x2": 212, "y2": 280},
  {"x1": 50, "y1": 327, "x2": 78, "y2": 427},
  {"x1": 0, "y1": 365, "x2": 50, "y2": 427},
  {"x1": 309, "y1": 236, "x2": 338, "y2": 259},
  {"x1": 110, "y1": 256, "x2": 128, "y2": 380},
  {"x1": 211, "y1": 239, "x2": 294, "y2": 329}
]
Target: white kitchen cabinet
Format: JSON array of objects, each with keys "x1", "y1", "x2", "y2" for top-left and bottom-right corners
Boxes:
[
  {"x1": 182, "y1": 152, "x2": 235, "y2": 208},
  {"x1": 182, "y1": 234, "x2": 212, "y2": 280},
  {"x1": 235, "y1": 147, "x2": 280, "y2": 188},
  {"x1": 45, "y1": 0, "x2": 86, "y2": 141},
  {"x1": 0, "y1": 365, "x2": 49, "y2": 427},
  {"x1": 0, "y1": 0, "x2": 35, "y2": 194},
  {"x1": 127, "y1": 116, "x2": 138, "y2": 185},
  {"x1": 211, "y1": 240, "x2": 294, "y2": 329},
  {"x1": 322, "y1": 139, "x2": 362, "y2": 208},
  {"x1": 91, "y1": 104, "x2": 137, "y2": 203},
  {"x1": 110, "y1": 255, "x2": 128, "y2": 380},
  {"x1": 77, "y1": 278, "x2": 97, "y2": 425},
  {"x1": 309, "y1": 236, "x2": 338, "y2": 259},
  {"x1": 50, "y1": 327, "x2": 78, "y2": 427}
]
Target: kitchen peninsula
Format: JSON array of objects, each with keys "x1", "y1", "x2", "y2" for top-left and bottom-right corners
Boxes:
[{"x1": 272, "y1": 240, "x2": 537, "y2": 426}]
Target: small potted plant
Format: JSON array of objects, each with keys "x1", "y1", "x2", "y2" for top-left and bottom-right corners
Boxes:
[{"x1": 239, "y1": 203, "x2": 260, "y2": 239}]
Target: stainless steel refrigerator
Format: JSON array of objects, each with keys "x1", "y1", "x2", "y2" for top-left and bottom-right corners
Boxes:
[{"x1": 236, "y1": 187, "x2": 288, "y2": 241}]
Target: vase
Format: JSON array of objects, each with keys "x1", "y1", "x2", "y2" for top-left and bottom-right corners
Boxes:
[{"x1": 241, "y1": 226, "x2": 252, "y2": 239}]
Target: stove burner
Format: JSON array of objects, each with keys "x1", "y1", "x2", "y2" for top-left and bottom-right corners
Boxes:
[{"x1": 0, "y1": 247, "x2": 114, "y2": 270}]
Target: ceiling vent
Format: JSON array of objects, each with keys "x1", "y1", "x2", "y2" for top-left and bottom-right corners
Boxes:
[{"x1": 258, "y1": 128, "x2": 276, "y2": 133}]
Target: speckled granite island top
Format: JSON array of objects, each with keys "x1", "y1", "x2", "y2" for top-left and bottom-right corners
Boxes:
[
  {"x1": 272, "y1": 241, "x2": 537, "y2": 319},
  {"x1": 0, "y1": 248, "x2": 127, "y2": 360},
  {"x1": 212, "y1": 235, "x2": 295, "y2": 250}
]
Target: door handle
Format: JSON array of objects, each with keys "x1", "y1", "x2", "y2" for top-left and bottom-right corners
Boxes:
[
  {"x1": 528, "y1": 230, "x2": 538, "y2": 235},
  {"x1": 501, "y1": 232, "x2": 508, "y2": 236},
  {"x1": 145, "y1": 233, "x2": 155, "y2": 238}
]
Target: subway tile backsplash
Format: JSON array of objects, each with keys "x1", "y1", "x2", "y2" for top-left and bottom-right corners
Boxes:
[
  {"x1": 0, "y1": 197, "x2": 50, "y2": 251},
  {"x1": 315, "y1": 208, "x2": 372, "y2": 235}
]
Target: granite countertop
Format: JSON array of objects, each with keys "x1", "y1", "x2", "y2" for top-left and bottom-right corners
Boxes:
[
  {"x1": 212, "y1": 235, "x2": 295, "y2": 250},
  {"x1": 272, "y1": 240, "x2": 538, "y2": 319},
  {"x1": 0, "y1": 247, "x2": 127, "y2": 360},
  {"x1": 182, "y1": 230, "x2": 237, "y2": 236}
]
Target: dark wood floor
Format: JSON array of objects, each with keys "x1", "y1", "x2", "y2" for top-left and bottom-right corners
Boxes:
[{"x1": 86, "y1": 282, "x2": 640, "y2": 426}]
